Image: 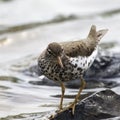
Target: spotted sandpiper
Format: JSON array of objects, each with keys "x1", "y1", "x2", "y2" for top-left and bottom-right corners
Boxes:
[{"x1": 38, "y1": 25, "x2": 108, "y2": 114}]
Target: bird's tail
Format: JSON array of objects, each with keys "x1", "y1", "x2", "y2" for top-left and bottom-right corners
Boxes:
[{"x1": 87, "y1": 25, "x2": 108, "y2": 42}]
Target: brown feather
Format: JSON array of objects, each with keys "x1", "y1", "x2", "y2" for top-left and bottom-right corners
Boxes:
[{"x1": 60, "y1": 25, "x2": 108, "y2": 57}]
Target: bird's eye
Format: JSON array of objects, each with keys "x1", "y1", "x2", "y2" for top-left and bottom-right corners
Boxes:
[{"x1": 47, "y1": 49, "x2": 52, "y2": 54}]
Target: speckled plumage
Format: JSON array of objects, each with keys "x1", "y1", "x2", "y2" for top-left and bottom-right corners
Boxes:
[
  {"x1": 38, "y1": 48, "x2": 98, "y2": 82},
  {"x1": 38, "y1": 25, "x2": 108, "y2": 114},
  {"x1": 38, "y1": 25, "x2": 108, "y2": 82}
]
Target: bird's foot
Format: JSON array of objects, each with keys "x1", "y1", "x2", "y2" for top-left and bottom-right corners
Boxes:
[
  {"x1": 49, "y1": 104, "x2": 76, "y2": 120},
  {"x1": 49, "y1": 108, "x2": 62, "y2": 120},
  {"x1": 56, "y1": 102, "x2": 76, "y2": 115},
  {"x1": 49, "y1": 106, "x2": 63, "y2": 119},
  {"x1": 49, "y1": 114, "x2": 55, "y2": 120},
  {"x1": 66, "y1": 102, "x2": 76, "y2": 115},
  {"x1": 55, "y1": 106, "x2": 64, "y2": 113},
  {"x1": 49, "y1": 107, "x2": 63, "y2": 120}
]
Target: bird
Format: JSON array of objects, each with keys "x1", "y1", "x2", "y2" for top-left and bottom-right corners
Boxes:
[{"x1": 38, "y1": 25, "x2": 108, "y2": 114}]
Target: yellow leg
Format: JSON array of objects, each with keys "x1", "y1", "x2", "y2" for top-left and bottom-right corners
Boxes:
[
  {"x1": 59, "y1": 82, "x2": 65, "y2": 111},
  {"x1": 68, "y1": 75, "x2": 86, "y2": 114},
  {"x1": 50, "y1": 82, "x2": 65, "y2": 119}
]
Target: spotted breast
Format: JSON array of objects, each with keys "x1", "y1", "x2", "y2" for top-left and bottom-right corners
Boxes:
[{"x1": 38, "y1": 25, "x2": 108, "y2": 114}]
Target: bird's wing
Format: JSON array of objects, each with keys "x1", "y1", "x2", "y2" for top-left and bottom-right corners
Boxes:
[
  {"x1": 60, "y1": 39, "x2": 93, "y2": 57},
  {"x1": 60, "y1": 25, "x2": 108, "y2": 58}
]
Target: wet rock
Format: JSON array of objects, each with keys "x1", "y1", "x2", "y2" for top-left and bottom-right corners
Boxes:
[
  {"x1": 1, "y1": 90, "x2": 119, "y2": 120},
  {"x1": 50, "y1": 89, "x2": 120, "y2": 120},
  {"x1": 29, "y1": 77, "x2": 118, "y2": 89},
  {"x1": 65, "y1": 78, "x2": 119, "y2": 89},
  {"x1": 85, "y1": 52, "x2": 120, "y2": 79},
  {"x1": 29, "y1": 76, "x2": 59, "y2": 87},
  {"x1": 23, "y1": 65, "x2": 40, "y2": 77}
]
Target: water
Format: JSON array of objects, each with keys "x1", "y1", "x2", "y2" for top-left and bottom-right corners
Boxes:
[{"x1": 0, "y1": 0, "x2": 120, "y2": 119}]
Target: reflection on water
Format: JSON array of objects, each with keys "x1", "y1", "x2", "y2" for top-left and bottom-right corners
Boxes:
[
  {"x1": 0, "y1": 76, "x2": 22, "y2": 83},
  {"x1": 0, "y1": 0, "x2": 120, "y2": 119}
]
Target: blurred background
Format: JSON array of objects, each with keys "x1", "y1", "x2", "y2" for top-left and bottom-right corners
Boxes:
[{"x1": 0, "y1": 0, "x2": 120, "y2": 119}]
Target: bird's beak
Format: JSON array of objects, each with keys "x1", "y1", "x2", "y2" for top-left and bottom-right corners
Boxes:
[{"x1": 57, "y1": 56, "x2": 64, "y2": 68}]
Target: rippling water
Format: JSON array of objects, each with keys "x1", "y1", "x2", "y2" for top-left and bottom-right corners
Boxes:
[{"x1": 0, "y1": 0, "x2": 120, "y2": 119}]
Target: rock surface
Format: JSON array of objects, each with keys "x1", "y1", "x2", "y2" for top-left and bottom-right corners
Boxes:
[
  {"x1": 1, "y1": 89, "x2": 120, "y2": 120},
  {"x1": 85, "y1": 52, "x2": 120, "y2": 79},
  {"x1": 50, "y1": 89, "x2": 120, "y2": 120}
]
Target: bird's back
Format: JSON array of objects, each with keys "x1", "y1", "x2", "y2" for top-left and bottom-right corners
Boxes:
[
  {"x1": 60, "y1": 25, "x2": 108, "y2": 57},
  {"x1": 38, "y1": 25, "x2": 108, "y2": 82}
]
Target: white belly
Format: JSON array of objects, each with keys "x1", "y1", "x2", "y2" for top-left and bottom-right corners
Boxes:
[{"x1": 70, "y1": 48, "x2": 98, "y2": 71}]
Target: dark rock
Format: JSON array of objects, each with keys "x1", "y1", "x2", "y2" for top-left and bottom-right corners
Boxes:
[
  {"x1": 65, "y1": 78, "x2": 119, "y2": 89},
  {"x1": 22, "y1": 65, "x2": 40, "y2": 77},
  {"x1": 1, "y1": 90, "x2": 120, "y2": 120},
  {"x1": 29, "y1": 77, "x2": 119, "y2": 89},
  {"x1": 50, "y1": 89, "x2": 120, "y2": 120},
  {"x1": 85, "y1": 52, "x2": 120, "y2": 79},
  {"x1": 29, "y1": 76, "x2": 59, "y2": 86}
]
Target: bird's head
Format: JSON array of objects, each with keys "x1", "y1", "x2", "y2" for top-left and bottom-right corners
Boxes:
[{"x1": 46, "y1": 42, "x2": 64, "y2": 68}]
